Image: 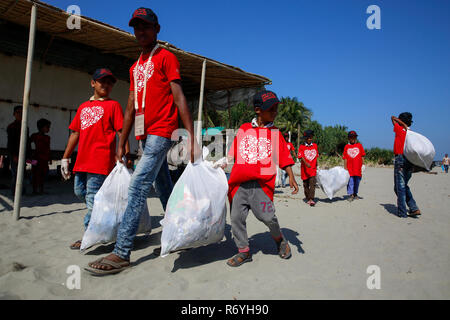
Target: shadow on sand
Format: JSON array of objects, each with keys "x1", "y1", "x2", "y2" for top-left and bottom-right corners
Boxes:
[{"x1": 169, "y1": 225, "x2": 304, "y2": 273}]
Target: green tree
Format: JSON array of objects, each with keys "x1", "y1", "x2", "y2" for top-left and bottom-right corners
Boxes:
[{"x1": 275, "y1": 97, "x2": 312, "y2": 148}]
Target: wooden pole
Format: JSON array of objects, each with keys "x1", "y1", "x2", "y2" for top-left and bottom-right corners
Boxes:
[
  {"x1": 14, "y1": 3, "x2": 37, "y2": 220},
  {"x1": 196, "y1": 59, "x2": 206, "y2": 143}
]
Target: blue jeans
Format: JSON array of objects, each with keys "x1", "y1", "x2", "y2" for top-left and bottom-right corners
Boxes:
[
  {"x1": 394, "y1": 154, "x2": 419, "y2": 217},
  {"x1": 347, "y1": 176, "x2": 362, "y2": 195},
  {"x1": 74, "y1": 172, "x2": 107, "y2": 230},
  {"x1": 113, "y1": 135, "x2": 174, "y2": 260},
  {"x1": 281, "y1": 170, "x2": 288, "y2": 187}
]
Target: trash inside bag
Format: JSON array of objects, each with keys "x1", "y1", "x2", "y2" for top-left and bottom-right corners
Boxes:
[
  {"x1": 317, "y1": 166, "x2": 350, "y2": 200},
  {"x1": 403, "y1": 130, "x2": 435, "y2": 171},
  {"x1": 80, "y1": 162, "x2": 151, "y2": 252},
  {"x1": 160, "y1": 147, "x2": 228, "y2": 257}
]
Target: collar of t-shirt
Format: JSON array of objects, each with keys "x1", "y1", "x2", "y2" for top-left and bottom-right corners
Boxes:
[
  {"x1": 305, "y1": 142, "x2": 313, "y2": 147},
  {"x1": 89, "y1": 96, "x2": 110, "y2": 101},
  {"x1": 251, "y1": 118, "x2": 274, "y2": 128}
]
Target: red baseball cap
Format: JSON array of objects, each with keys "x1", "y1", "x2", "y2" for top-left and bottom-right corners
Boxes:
[
  {"x1": 129, "y1": 7, "x2": 159, "y2": 27},
  {"x1": 92, "y1": 68, "x2": 117, "y2": 83},
  {"x1": 348, "y1": 130, "x2": 358, "y2": 137}
]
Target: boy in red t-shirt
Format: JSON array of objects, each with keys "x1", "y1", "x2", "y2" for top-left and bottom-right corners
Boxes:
[
  {"x1": 298, "y1": 130, "x2": 319, "y2": 206},
  {"x1": 86, "y1": 8, "x2": 196, "y2": 275},
  {"x1": 30, "y1": 118, "x2": 51, "y2": 194},
  {"x1": 61, "y1": 68, "x2": 129, "y2": 250},
  {"x1": 391, "y1": 112, "x2": 420, "y2": 218},
  {"x1": 281, "y1": 132, "x2": 296, "y2": 188},
  {"x1": 222, "y1": 90, "x2": 299, "y2": 267},
  {"x1": 343, "y1": 130, "x2": 365, "y2": 202}
]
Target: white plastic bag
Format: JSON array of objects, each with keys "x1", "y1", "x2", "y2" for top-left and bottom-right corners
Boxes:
[
  {"x1": 404, "y1": 130, "x2": 435, "y2": 170},
  {"x1": 80, "y1": 162, "x2": 151, "y2": 251},
  {"x1": 317, "y1": 166, "x2": 350, "y2": 200},
  {"x1": 160, "y1": 147, "x2": 228, "y2": 257}
]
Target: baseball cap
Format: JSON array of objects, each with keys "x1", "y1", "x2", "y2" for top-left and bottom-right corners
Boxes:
[
  {"x1": 129, "y1": 7, "x2": 159, "y2": 27},
  {"x1": 348, "y1": 130, "x2": 358, "y2": 137},
  {"x1": 92, "y1": 68, "x2": 117, "y2": 83},
  {"x1": 303, "y1": 129, "x2": 314, "y2": 138},
  {"x1": 398, "y1": 112, "x2": 413, "y2": 126},
  {"x1": 253, "y1": 90, "x2": 280, "y2": 111}
]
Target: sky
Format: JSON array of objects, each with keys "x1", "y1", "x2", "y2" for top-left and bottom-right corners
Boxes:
[{"x1": 45, "y1": 0, "x2": 450, "y2": 159}]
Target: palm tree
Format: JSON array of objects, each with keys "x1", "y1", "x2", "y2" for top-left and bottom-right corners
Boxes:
[{"x1": 275, "y1": 97, "x2": 312, "y2": 149}]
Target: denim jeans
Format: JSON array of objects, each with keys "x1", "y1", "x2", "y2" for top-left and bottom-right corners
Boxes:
[
  {"x1": 141, "y1": 138, "x2": 174, "y2": 211},
  {"x1": 394, "y1": 154, "x2": 419, "y2": 217},
  {"x1": 347, "y1": 176, "x2": 362, "y2": 195},
  {"x1": 113, "y1": 134, "x2": 174, "y2": 260},
  {"x1": 281, "y1": 170, "x2": 288, "y2": 187},
  {"x1": 74, "y1": 172, "x2": 107, "y2": 230}
]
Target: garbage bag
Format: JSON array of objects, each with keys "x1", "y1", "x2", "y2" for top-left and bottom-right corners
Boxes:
[
  {"x1": 403, "y1": 130, "x2": 435, "y2": 171},
  {"x1": 160, "y1": 147, "x2": 228, "y2": 257},
  {"x1": 317, "y1": 166, "x2": 350, "y2": 200},
  {"x1": 80, "y1": 162, "x2": 151, "y2": 251}
]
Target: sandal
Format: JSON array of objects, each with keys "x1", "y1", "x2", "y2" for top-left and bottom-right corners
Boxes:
[
  {"x1": 84, "y1": 257, "x2": 131, "y2": 276},
  {"x1": 277, "y1": 239, "x2": 292, "y2": 259},
  {"x1": 409, "y1": 209, "x2": 421, "y2": 217},
  {"x1": 69, "y1": 240, "x2": 82, "y2": 250},
  {"x1": 226, "y1": 252, "x2": 252, "y2": 267}
]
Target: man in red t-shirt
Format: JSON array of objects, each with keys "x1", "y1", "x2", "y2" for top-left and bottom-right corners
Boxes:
[
  {"x1": 280, "y1": 133, "x2": 296, "y2": 188},
  {"x1": 86, "y1": 8, "x2": 196, "y2": 275},
  {"x1": 298, "y1": 130, "x2": 319, "y2": 206},
  {"x1": 343, "y1": 131, "x2": 365, "y2": 201},
  {"x1": 221, "y1": 90, "x2": 299, "y2": 267},
  {"x1": 30, "y1": 118, "x2": 51, "y2": 195},
  {"x1": 391, "y1": 112, "x2": 420, "y2": 218},
  {"x1": 61, "y1": 68, "x2": 128, "y2": 250}
]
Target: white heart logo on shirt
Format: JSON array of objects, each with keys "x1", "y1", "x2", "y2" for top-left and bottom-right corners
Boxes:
[
  {"x1": 239, "y1": 135, "x2": 272, "y2": 164},
  {"x1": 304, "y1": 149, "x2": 317, "y2": 161},
  {"x1": 135, "y1": 62, "x2": 154, "y2": 93},
  {"x1": 347, "y1": 147, "x2": 360, "y2": 159},
  {"x1": 80, "y1": 106, "x2": 104, "y2": 130}
]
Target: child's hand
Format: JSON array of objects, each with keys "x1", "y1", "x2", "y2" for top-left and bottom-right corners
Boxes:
[
  {"x1": 290, "y1": 177, "x2": 299, "y2": 195},
  {"x1": 306, "y1": 162, "x2": 311, "y2": 168}
]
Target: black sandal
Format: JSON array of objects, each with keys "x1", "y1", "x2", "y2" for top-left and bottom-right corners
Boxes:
[
  {"x1": 277, "y1": 239, "x2": 292, "y2": 259},
  {"x1": 227, "y1": 252, "x2": 252, "y2": 267}
]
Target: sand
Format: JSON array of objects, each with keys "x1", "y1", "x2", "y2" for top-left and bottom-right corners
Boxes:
[{"x1": 0, "y1": 165, "x2": 449, "y2": 300}]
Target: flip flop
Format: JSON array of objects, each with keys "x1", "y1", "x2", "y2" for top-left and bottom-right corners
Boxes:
[
  {"x1": 69, "y1": 240, "x2": 82, "y2": 250},
  {"x1": 226, "y1": 252, "x2": 252, "y2": 267},
  {"x1": 84, "y1": 257, "x2": 131, "y2": 276}
]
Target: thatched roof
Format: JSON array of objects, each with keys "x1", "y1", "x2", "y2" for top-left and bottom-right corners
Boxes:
[{"x1": 0, "y1": 0, "x2": 271, "y2": 97}]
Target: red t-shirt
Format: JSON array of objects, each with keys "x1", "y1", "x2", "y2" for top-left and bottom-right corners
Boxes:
[
  {"x1": 393, "y1": 122, "x2": 407, "y2": 155},
  {"x1": 287, "y1": 142, "x2": 295, "y2": 152},
  {"x1": 129, "y1": 47, "x2": 181, "y2": 140},
  {"x1": 228, "y1": 123, "x2": 294, "y2": 201},
  {"x1": 343, "y1": 143, "x2": 365, "y2": 177},
  {"x1": 298, "y1": 143, "x2": 319, "y2": 180},
  {"x1": 30, "y1": 133, "x2": 50, "y2": 162},
  {"x1": 69, "y1": 99, "x2": 123, "y2": 175}
]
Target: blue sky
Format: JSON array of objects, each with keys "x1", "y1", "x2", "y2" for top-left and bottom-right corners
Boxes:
[{"x1": 46, "y1": 0, "x2": 450, "y2": 159}]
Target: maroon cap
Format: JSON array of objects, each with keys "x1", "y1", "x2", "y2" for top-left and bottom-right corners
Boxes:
[
  {"x1": 348, "y1": 130, "x2": 358, "y2": 137},
  {"x1": 129, "y1": 7, "x2": 159, "y2": 27}
]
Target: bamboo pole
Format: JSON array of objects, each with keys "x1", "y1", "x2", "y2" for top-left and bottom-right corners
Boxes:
[
  {"x1": 13, "y1": 3, "x2": 38, "y2": 220},
  {"x1": 196, "y1": 59, "x2": 206, "y2": 143}
]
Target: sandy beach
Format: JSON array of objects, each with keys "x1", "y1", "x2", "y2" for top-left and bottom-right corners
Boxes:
[{"x1": 0, "y1": 165, "x2": 449, "y2": 300}]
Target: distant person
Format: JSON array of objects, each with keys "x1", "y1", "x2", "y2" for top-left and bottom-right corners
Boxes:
[
  {"x1": 30, "y1": 118, "x2": 51, "y2": 195},
  {"x1": 6, "y1": 105, "x2": 31, "y2": 195},
  {"x1": 391, "y1": 112, "x2": 421, "y2": 218},
  {"x1": 222, "y1": 90, "x2": 299, "y2": 267},
  {"x1": 343, "y1": 131, "x2": 365, "y2": 201},
  {"x1": 61, "y1": 68, "x2": 129, "y2": 250},
  {"x1": 443, "y1": 154, "x2": 449, "y2": 173},
  {"x1": 298, "y1": 130, "x2": 319, "y2": 206}
]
